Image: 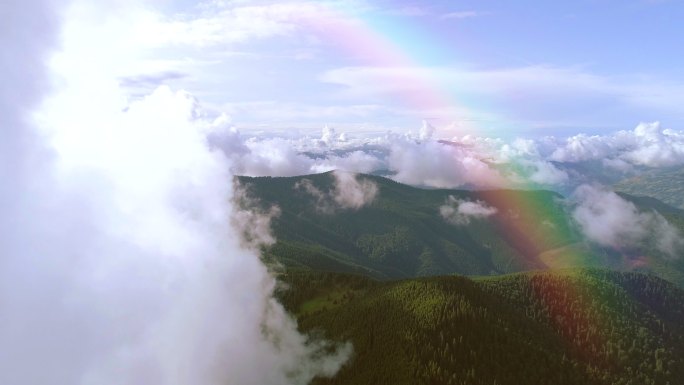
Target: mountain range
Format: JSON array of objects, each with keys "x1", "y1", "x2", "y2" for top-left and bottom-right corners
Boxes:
[
  {"x1": 237, "y1": 171, "x2": 684, "y2": 384},
  {"x1": 239, "y1": 172, "x2": 684, "y2": 286}
]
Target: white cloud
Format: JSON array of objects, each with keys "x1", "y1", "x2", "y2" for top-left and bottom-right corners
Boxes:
[
  {"x1": 0, "y1": 2, "x2": 350, "y2": 384},
  {"x1": 572, "y1": 184, "x2": 683, "y2": 258},
  {"x1": 204, "y1": 118, "x2": 684, "y2": 192},
  {"x1": 526, "y1": 160, "x2": 569, "y2": 185},
  {"x1": 440, "y1": 196, "x2": 498, "y2": 225},
  {"x1": 386, "y1": 5, "x2": 432, "y2": 17},
  {"x1": 320, "y1": 65, "x2": 684, "y2": 127},
  {"x1": 549, "y1": 134, "x2": 616, "y2": 163},
  {"x1": 295, "y1": 178, "x2": 332, "y2": 212},
  {"x1": 388, "y1": 136, "x2": 506, "y2": 188},
  {"x1": 331, "y1": 170, "x2": 378, "y2": 209},
  {"x1": 311, "y1": 150, "x2": 384, "y2": 174},
  {"x1": 207, "y1": 124, "x2": 386, "y2": 176},
  {"x1": 440, "y1": 11, "x2": 482, "y2": 19},
  {"x1": 296, "y1": 171, "x2": 378, "y2": 213},
  {"x1": 498, "y1": 138, "x2": 569, "y2": 186},
  {"x1": 418, "y1": 119, "x2": 436, "y2": 141},
  {"x1": 129, "y1": 2, "x2": 326, "y2": 48},
  {"x1": 232, "y1": 181, "x2": 282, "y2": 249},
  {"x1": 551, "y1": 122, "x2": 684, "y2": 168},
  {"x1": 321, "y1": 124, "x2": 337, "y2": 145},
  {"x1": 602, "y1": 157, "x2": 634, "y2": 173}
]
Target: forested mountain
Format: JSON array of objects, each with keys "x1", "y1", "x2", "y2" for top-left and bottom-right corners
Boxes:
[
  {"x1": 615, "y1": 166, "x2": 684, "y2": 210},
  {"x1": 238, "y1": 172, "x2": 684, "y2": 285},
  {"x1": 241, "y1": 172, "x2": 684, "y2": 384},
  {"x1": 278, "y1": 269, "x2": 684, "y2": 385}
]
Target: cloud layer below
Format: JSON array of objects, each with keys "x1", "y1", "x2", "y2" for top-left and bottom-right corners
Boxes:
[{"x1": 209, "y1": 119, "x2": 684, "y2": 195}]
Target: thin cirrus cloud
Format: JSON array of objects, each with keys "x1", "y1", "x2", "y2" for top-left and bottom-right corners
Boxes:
[
  {"x1": 318, "y1": 65, "x2": 684, "y2": 132},
  {"x1": 51, "y1": 0, "x2": 684, "y2": 134},
  {"x1": 440, "y1": 10, "x2": 483, "y2": 19}
]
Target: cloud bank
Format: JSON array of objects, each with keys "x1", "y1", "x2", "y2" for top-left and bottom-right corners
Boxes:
[
  {"x1": 550, "y1": 122, "x2": 684, "y2": 167},
  {"x1": 216, "y1": 120, "x2": 684, "y2": 193}
]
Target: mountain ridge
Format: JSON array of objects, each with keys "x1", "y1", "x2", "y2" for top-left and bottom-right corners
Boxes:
[{"x1": 238, "y1": 171, "x2": 684, "y2": 285}]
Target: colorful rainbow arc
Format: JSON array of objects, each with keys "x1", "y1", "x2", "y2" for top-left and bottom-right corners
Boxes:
[
  {"x1": 294, "y1": 6, "x2": 473, "y2": 130},
  {"x1": 296, "y1": 4, "x2": 620, "y2": 365}
]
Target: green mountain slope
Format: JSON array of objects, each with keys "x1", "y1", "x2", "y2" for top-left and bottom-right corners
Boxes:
[
  {"x1": 615, "y1": 167, "x2": 684, "y2": 210},
  {"x1": 239, "y1": 172, "x2": 684, "y2": 285},
  {"x1": 241, "y1": 172, "x2": 578, "y2": 278},
  {"x1": 278, "y1": 269, "x2": 684, "y2": 385}
]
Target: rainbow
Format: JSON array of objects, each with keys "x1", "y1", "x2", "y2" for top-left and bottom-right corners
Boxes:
[
  {"x1": 295, "y1": 5, "x2": 480, "y2": 132},
  {"x1": 295, "y1": 4, "x2": 624, "y2": 369}
]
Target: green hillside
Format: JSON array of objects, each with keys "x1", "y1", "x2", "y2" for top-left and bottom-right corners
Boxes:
[
  {"x1": 278, "y1": 269, "x2": 684, "y2": 385},
  {"x1": 242, "y1": 172, "x2": 578, "y2": 278},
  {"x1": 615, "y1": 167, "x2": 684, "y2": 210},
  {"x1": 239, "y1": 172, "x2": 684, "y2": 285}
]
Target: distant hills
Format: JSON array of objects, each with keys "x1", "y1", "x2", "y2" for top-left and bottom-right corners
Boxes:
[
  {"x1": 238, "y1": 172, "x2": 684, "y2": 286},
  {"x1": 615, "y1": 166, "x2": 684, "y2": 210},
  {"x1": 240, "y1": 172, "x2": 684, "y2": 384},
  {"x1": 278, "y1": 269, "x2": 684, "y2": 385}
]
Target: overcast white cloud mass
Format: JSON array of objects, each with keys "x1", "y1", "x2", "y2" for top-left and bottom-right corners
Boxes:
[
  {"x1": 571, "y1": 184, "x2": 683, "y2": 258},
  {"x1": 440, "y1": 196, "x2": 498, "y2": 225},
  {"x1": 0, "y1": 1, "x2": 349, "y2": 385}
]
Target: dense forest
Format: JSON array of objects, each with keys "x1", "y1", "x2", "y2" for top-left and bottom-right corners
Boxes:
[
  {"x1": 240, "y1": 171, "x2": 684, "y2": 384},
  {"x1": 277, "y1": 269, "x2": 684, "y2": 385}
]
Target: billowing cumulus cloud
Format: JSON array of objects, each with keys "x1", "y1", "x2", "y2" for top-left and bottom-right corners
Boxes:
[
  {"x1": 499, "y1": 138, "x2": 569, "y2": 186},
  {"x1": 571, "y1": 184, "x2": 683, "y2": 258},
  {"x1": 388, "y1": 136, "x2": 506, "y2": 188},
  {"x1": 418, "y1": 119, "x2": 436, "y2": 141},
  {"x1": 551, "y1": 122, "x2": 684, "y2": 168},
  {"x1": 0, "y1": 2, "x2": 350, "y2": 385},
  {"x1": 207, "y1": 124, "x2": 385, "y2": 177},
  {"x1": 203, "y1": 119, "x2": 684, "y2": 197},
  {"x1": 440, "y1": 196, "x2": 498, "y2": 225}
]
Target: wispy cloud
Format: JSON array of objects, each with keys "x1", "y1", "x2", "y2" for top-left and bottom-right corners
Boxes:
[
  {"x1": 440, "y1": 10, "x2": 482, "y2": 20},
  {"x1": 119, "y1": 71, "x2": 188, "y2": 91},
  {"x1": 386, "y1": 6, "x2": 432, "y2": 17},
  {"x1": 295, "y1": 171, "x2": 378, "y2": 213},
  {"x1": 320, "y1": 65, "x2": 684, "y2": 129},
  {"x1": 440, "y1": 196, "x2": 498, "y2": 225}
]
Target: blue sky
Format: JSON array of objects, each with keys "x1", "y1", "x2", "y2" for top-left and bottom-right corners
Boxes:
[{"x1": 89, "y1": 0, "x2": 683, "y2": 137}]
